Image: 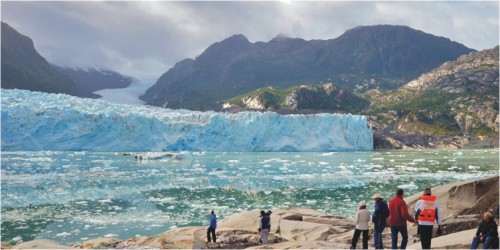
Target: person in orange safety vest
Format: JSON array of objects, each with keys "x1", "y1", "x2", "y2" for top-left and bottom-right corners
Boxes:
[{"x1": 413, "y1": 187, "x2": 443, "y2": 249}]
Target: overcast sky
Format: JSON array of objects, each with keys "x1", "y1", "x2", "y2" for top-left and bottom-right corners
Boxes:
[{"x1": 2, "y1": 1, "x2": 499, "y2": 83}]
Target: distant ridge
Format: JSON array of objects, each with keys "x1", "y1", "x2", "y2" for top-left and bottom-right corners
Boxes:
[
  {"x1": 141, "y1": 25, "x2": 475, "y2": 110},
  {"x1": 1, "y1": 22, "x2": 76, "y2": 95},
  {"x1": 56, "y1": 67, "x2": 133, "y2": 98},
  {"x1": 1, "y1": 22, "x2": 135, "y2": 99}
]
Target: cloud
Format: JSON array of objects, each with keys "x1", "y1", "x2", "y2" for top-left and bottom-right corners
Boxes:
[{"x1": 2, "y1": 1, "x2": 498, "y2": 83}]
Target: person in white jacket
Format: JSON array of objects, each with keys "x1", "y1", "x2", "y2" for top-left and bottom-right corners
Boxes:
[
  {"x1": 351, "y1": 201, "x2": 371, "y2": 249},
  {"x1": 413, "y1": 187, "x2": 443, "y2": 249}
]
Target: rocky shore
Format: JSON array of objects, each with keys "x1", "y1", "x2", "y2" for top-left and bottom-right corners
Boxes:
[{"x1": 3, "y1": 176, "x2": 498, "y2": 249}]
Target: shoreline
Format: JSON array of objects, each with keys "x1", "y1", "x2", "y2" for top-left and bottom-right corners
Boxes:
[{"x1": 3, "y1": 175, "x2": 498, "y2": 249}]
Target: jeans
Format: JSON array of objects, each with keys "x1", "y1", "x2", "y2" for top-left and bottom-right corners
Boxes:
[
  {"x1": 471, "y1": 236, "x2": 495, "y2": 249},
  {"x1": 351, "y1": 229, "x2": 369, "y2": 249},
  {"x1": 418, "y1": 225, "x2": 433, "y2": 249},
  {"x1": 260, "y1": 228, "x2": 270, "y2": 244},
  {"x1": 207, "y1": 227, "x2": 216, "y2": 243},
  {"x1": 374, "y1": 224, "x2": 386, "y2": 249},
  {"x1": 391, "y1": 226, "x2": 408, "y2": 249}
]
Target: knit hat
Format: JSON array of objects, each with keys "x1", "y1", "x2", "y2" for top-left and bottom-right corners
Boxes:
[
  {"x1": 423, "y1": 187, "x2": 431, "y2": 195},
  {"x1": 359, "y1": 201, "x2": 366, "y2": 207}
]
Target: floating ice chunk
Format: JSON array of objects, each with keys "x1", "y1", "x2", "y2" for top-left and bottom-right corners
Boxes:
[
  {"x1": 397, "y1": 182, "x2": 418, "y2": 190},
  {"x1": 104, "y1": 234, "x2": 118, "y2": 238},
  {"x1": 306, "y1": 200, "x2": 317, "y2": 205},
  {"x1": 321, "y1": 152, "x2": 336, "y2": 156},
  {"x1": 468, "y1": 166, "x2": 480, "y2": 170},
  {"x1": 12, "y1": 236, "x2": 22, "y2": 242},
  {"x1": 56, "y1": 232, "x2": 71, "y2": 237},
  {"x1": 134, "y1": 152, "x2": 191, "y2": 161}
]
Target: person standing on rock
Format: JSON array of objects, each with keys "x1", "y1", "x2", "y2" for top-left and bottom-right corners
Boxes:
[
  {"x1": 259, "y1": 210, "x2": 271, "y2": 244},
  {"x1": 207, "y1": 210, "x2": 217, "y2": 243},
  {"x1": 388, "y1": 188, "x2": 417, "y2": 249},
  {"x1": 351, "y1": 201, "x2": 371, "y2": 249},
  {"x1": 413, "y1": 187, "x2": 443, "y2": 249},
  {"x1": 372, "y1": 194, "x2": 390, "y2": 249},
  {"x1": 470, "y1": 212, "x2": 498, "y2": 249}
]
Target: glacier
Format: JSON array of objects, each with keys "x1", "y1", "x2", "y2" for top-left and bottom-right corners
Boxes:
[{"x1": 1, "y1": 89, "x2": 373, "y2": 151}]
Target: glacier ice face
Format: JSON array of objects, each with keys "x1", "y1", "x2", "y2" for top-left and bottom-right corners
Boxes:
[{"x1": 1, "y1": 89, "x2": 373, "y2": 151}]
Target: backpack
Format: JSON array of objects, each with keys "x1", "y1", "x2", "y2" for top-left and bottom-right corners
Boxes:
[{"x1": 261, "y1": 215, "x2": 271, "y2": 229}]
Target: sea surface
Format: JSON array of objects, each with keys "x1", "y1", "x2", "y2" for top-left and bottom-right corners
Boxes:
[{"x1": 1, "y1": 149, "x2": 498, "y2": 245}]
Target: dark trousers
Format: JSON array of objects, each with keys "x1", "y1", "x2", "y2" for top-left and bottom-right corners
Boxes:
[
  {"x1": 351, "y1": 229, "x2": 369, "y2": 249},
  {"x1": 419, "y1": 225, "x2": 433, "y2": 249},
  {"x1": 207, "y1": 227, "x2": 216, "y2": 243},
  {"x1": 374, "y1": 224, "x2": 386, "y2": 249},
  {"x1": 390, "y1": 226, "x2": 409, "y2": 249}
]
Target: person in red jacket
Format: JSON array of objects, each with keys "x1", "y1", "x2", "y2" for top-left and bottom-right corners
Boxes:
[{"x1": 388, "y1": 188, "x2": 417, "y2": 249}]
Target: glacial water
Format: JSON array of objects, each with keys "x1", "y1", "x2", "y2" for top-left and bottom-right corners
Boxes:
[{"x1": 1, "y1": 149, "x2": 498, "y2": 245}]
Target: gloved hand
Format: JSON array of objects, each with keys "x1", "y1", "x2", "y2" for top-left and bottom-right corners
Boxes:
[{"x1": 437, "y1": 226, "x2": 442, "y2": 236}]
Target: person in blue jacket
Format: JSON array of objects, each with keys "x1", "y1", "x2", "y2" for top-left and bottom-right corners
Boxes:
[
  {"x1": 207, "y1": 210, "x2": 217, "y2": 243},
  {"x1": 372, "y1": 193, "x2": 390, "y2": 249}
]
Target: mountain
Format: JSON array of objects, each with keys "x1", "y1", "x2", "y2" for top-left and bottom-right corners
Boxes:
[
  {"x1": 141, "y1": 25, "x2": 475, "y2": 110},
  {"x1": 210, "y1": 46, "x2": 499, "y2": 149},
  {"x1": 56, "y1": 67, "x2": 133, "y2": 98},
  {"x1": 1, "y1": 22, "x2": 76, "y2": 95},
  {"x1": 366, "y1": 46, "x2": 499, "y2": 148},
  {"x1": 222, "y1": 83, "x2": 369, "y2": 114}
]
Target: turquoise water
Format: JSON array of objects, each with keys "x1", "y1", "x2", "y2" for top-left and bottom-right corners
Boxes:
[{"x1": 1, "y1": 149, "x2": 498, "y2": 245}]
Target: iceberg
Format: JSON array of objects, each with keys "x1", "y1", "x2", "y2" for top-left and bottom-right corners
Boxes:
[{"x1": 1, "y1": 89, "x2": 373, "y2": 152}]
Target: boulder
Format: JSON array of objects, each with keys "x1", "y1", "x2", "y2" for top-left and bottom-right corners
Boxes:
[
  {"x1": 1, "y1": 243, "x2": 12, "y2": 249},
  {"x1": 11, "y1": 239, "x2": 69, "y2": 249},
  {"x1": 219, "y1": 207, "x2": 327, "y2": 235},
  {"x1": 279, "y1": 220, "x2": 337, "y2": 241},
  {"x1": 115, "y1": 227, "x2": 203, "y2": 249},
  {"x1": 70, "y1": 237, "x2": 122, "y2": 249},
  {"x1": 248, "y1": 240, "x2": 350, "y2": 249},
  {"x1": 302, "y1": 216, "x2": 355, "y2": 229},
  {"x1": 407, "y1": 228, "x2": 476, "y2": 249},
  {"x1": 405, "y1": 176, "x2": 499, "y2": 219},
  {"x1": 440, "y1": 214, "x2": 482, "y2": 235}
]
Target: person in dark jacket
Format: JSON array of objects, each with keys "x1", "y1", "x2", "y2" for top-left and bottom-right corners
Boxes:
[
  {"x1": 207, "y1": 210, "x2": 217, "y2": 243},
  {"x1": 259, "y1": 210, "x2": 271, "y2": 244},
  {"x1": 470, "y1": 212, "x2": 498, "y2": 249},
  {"x1": 372, "y1": 193, "x2": 389, "y2": 249},
  {"x1": 388, "y1": 188, "x2": 417, "y2": 249}
]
